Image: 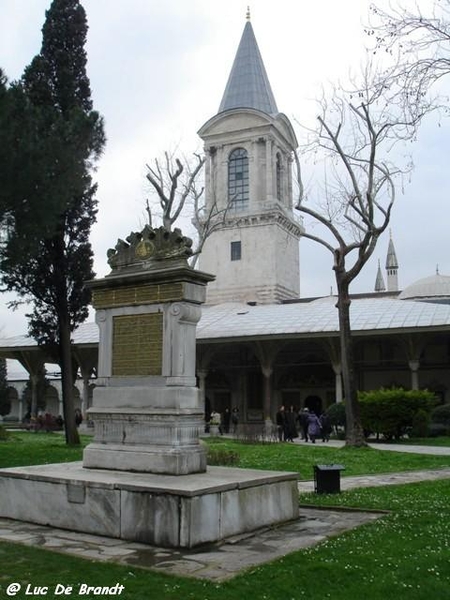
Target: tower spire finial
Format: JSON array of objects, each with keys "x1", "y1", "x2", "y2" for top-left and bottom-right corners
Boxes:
[{"x1": 246, "y1": 6, "x2": 251, "y2": 21}]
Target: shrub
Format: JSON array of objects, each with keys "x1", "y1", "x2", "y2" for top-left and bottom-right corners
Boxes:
[
  {"x1": 326, "y1": 402, "x2": 346, "y2": 431},
  {"x1": 410, "y1": 408, "x2": 430, "y2": 438},
  {"x1": 207, "y1": 447, "x2": 240, "y2": 466},
  {"x1": 358, "y1": 388, "x2": 437, "y2": 441},
  {"x1": 431, "y1": 403, "x2": 450, "y2": 428},
  {"x1": 428, "y1": 423, "x2": 449, "y2": 437},
  {"x1": 0, "y1": 425, "x2": 10, "y2": 441}
]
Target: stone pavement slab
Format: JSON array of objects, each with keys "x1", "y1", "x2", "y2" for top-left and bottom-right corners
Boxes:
[{"x1": 0, "y1": 507, "x2": 385, "y2": 581}]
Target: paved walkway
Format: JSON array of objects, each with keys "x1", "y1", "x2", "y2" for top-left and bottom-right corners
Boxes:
[
  {"x1": 0, "y1": 443, "x2": 449, "y2": 581},
  {"x1": 292, "y1": 437, "x2": 450, "y2": 455}
]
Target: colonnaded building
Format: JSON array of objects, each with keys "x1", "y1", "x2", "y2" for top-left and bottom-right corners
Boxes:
[{"x1": 2, "y1": 14, "x2": 450, "y2": 423}]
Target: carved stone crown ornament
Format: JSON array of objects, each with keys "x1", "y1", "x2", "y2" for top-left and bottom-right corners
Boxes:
[{"x1": 106, "y1": 225, "x2": 193, "y2": 273}]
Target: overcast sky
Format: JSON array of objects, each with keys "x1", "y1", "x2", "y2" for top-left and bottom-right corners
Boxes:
[{"x1": 0, "y1": 0, "x2": 448, "y2": 338}]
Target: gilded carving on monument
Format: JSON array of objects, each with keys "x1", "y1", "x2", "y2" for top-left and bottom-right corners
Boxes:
[{"x1": 106, "y1": 225, "x2": 193, "y2": 273}]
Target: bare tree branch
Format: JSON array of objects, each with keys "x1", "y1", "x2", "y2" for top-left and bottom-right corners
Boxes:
[{"x1": 145, "y1": 150, "x2": 236, "y2": 267}]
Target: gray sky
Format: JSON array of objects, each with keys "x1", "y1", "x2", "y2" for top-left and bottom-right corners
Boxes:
[{"x1": 0, "y1": 0, "x2": 448, "y2": 337}]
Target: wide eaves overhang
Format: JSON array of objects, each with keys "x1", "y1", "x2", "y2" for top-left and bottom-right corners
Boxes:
[
  {"x1": 1, "y1": 297, "x2": 450, "y2": 355},
  {"x1": 196, "y1": 297, "x2": 450, "y2": 344}
]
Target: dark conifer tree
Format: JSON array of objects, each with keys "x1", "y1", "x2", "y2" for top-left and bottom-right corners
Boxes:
[
  {"x1": 0, "y1": 0, "x2": 105, "y2": 444},
  {"x1": 0, "y1": 359, "x2": 10, "y2": 417}
]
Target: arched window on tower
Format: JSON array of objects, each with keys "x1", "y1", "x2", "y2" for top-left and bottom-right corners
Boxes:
[
  {"x1": 276, "y1": 152, "x2": 282, "y2": 201},
  {"x1": 228, "y1": 148, "x2": 249, "y2": 211}
]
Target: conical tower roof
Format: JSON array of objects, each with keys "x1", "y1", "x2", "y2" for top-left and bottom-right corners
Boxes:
[
  {"x1": 218, "y1": 15, "x2": 278, "y2": 115},
  {"x1": 375, "y1": 260, "x2": 386, "y2": 292},
  {"x1": 385, "y1": 234, "x2": 399, "y2": 269}
]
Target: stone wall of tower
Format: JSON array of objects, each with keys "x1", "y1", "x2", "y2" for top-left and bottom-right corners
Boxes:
[
  {"x1": 201, "y1": 211, "x2": 301, "y2": 305},
  {"x1": 198, "y1": 110, "x2": 303, "y2": 305},
  {"x1": 387, "y1": 268, "x2": 399, "y2": 292}
]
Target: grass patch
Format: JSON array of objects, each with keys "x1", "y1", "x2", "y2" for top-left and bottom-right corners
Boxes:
[
  {"x1": 1, "y1": 433, "x2": 449, "y2": 478},
  {"x1": 0, "y1": 432, "x2": 87, "y2": 468},
  {"x1": 395, "y1": 436, "x2": 450, "y2": 447},
  {"x1": 205, "y1": 438, "x2": 450, "y2": 479}
]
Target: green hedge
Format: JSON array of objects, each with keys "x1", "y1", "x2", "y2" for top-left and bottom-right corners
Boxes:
[
  {"x1": 325, "y1": 402, "x2": 345, "y2": 426},
  {"x1": 358, "y1": 388, "x2": 437, "y2": 440},
  {"x1": 431, "y1": 403, "x2": 450, "y2": 427},
  {"x1": 430, "y1": 403, "x2": 450, "y2": 435}
]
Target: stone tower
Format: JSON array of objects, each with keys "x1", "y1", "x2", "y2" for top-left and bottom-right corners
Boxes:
[
  {"x1": 374, "y1": 259, "x2": 386, "y2": 292},
  {"x1": 385, "y1": 232, "x2": 399, "y2": 292},
  {"x1": 197, "y1": 12, "x2": 303, "y2": 305}
]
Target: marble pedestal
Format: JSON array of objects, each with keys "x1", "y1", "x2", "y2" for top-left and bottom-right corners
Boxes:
[
  {"x1": 83, "y1": 384, "x2": 207, "y2": 475},
  {"x1": 0, "y1": 463, "x2": 299, "y2": 548}
]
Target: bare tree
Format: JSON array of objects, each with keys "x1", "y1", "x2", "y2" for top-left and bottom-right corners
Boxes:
[
  {"x1": 145, "y1": 150, "x2": 232, "y2": 267},
  {"x1": 368, "y1": 1, "x2": 450, "y2": 110},
  {"x1": 146, "y1": 151, "x2": 205, "y2": 229},
  {"x1": 295, "y1": 68, "x2": 429, "y2": 446}
]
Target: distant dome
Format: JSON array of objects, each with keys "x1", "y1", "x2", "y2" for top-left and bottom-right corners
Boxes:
[{"x1": 399, "y1": 273, "x2": 450, "y2": 302}]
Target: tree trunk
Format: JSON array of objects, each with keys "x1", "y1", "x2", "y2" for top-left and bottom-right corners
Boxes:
[
  {"x1": 59, "y1": 310, "x2": 80, "y2": 446},
  {"x1": 30, "y1": 374, "x2": 38, "y2": 417},
  {"x1": 335, "y1": 274, "x2": 367, "y2": 447}
]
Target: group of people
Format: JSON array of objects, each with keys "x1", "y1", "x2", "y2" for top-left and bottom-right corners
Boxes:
[
  {"x1": 205, "y1": 406, "x2": 239, "y2": 434},
  {"x1": 276, "y1": 405, "x2": 332, "y2": 444}
]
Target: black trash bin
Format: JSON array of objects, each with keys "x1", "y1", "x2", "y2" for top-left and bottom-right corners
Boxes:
[{"x1": 313, "y1": 464, "x2": 345, "y2": 494}]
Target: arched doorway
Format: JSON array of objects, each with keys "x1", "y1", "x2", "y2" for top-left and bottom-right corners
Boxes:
[{"x1": 304, "y1": 395, "x2": 322, "y2": 415}]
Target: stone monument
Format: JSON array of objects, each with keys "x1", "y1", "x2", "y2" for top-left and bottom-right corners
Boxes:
[
  {"x1": 83, "y1": 225, "x2": 212, "y2": 475},
  {"x1": 0, "y1": 226, "x2": 299, "y2": 548}
]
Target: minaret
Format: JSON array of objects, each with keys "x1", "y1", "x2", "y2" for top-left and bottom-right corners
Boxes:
[
  {"x1": 197, "y1": 11, "x2": 304, "y2": 305},
  {"x1": 374, "y1": 259, "x2": 386, "y2": 292},
  {"x1": 385, "y1": 232, "x2": 399, "y2": 292}
]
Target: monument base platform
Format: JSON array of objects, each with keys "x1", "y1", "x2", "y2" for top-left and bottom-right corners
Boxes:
[{"x1": 0, "y1": 463, "x2": 299, "y2": 548}]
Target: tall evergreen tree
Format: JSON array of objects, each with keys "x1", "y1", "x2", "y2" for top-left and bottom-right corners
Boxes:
[
  {"x1": 0, "y1": 0, "x2": 105, "y2": 444},
  {"x1": 0, "y1": 359, "x2": 10, "y2": 417}
]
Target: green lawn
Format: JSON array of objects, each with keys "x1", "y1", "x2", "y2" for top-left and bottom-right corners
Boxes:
[
  {"x1": 2, "y1": 432, "x2": 450, "y2": 477},
  {"x1": 396, "y1": 436, "x2": 450, "y2": 447},
  {"x1": 205, "y1": 437, "x2": 450, "y2": 479},
  {"x1": 0, "y1": 433, "x2": 449, "y2": 599}
]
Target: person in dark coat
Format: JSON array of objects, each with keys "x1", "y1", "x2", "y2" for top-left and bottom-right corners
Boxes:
[
  {"x1": 275, "y1": 405, "x2": 286, "y2": 441},
  {"x1": 223, "y1": 407, "x2": 231, "y2": 434},
  {"x1": 285, "y1": 406, "x2": 298, "y2": 442},
  {"x1": 307, "y1": 411, "x2": 322, "y2": 444},
  {"x1": 320, "y1": 412, "x2": 332, "y2": 442},
  {"x1": 231, "y1": 407, "x2": 239, "y2": 434},
  {"x1": 299, "y1": 408, "x2": 310, "y2": 442}
]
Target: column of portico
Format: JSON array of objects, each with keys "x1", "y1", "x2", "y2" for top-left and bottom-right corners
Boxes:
[
  {"x1": 261, "y1": 365, "x2": 273, "y2": 421},
  {"x1": 320, "y1": 340, "x2": 343, "y2": 405},
  {"x1": 332, "y1": 362, "x2": 343, "y2": 403},
  {"x1": 252, "y1": 340, "x2": 284, "y2": 424},
  {"x1": 197, "y1": 370, "x2": 208, "y2": 412},
  {"x1": 409, "y1": 360, "x2": 420, "y2": 390},
  {"x1": 399, "y1": 334, "x2": 424, "y2": 391}
]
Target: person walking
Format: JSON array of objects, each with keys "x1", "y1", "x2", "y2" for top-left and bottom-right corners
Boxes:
[
  {"x1": 285, "y1": 406, "x2": 298, "y2": 442},
  {"x1": 231, "y1": 407, "x2": 239, "y2": 434},
  {"x1": 320, "y1": 412, "x2": 332, "y2": 442},
  {"x1": 223, "y1": 407, "x2": 231, "y2": 434},
  {"x1": 307, "y1": 411, "x2": 322, "y2": 444},
  {"x1": 276, "y1": 405, "x2": 286, "y2": 442},
  {"x1": 299, "y1": 408, "x2": 310, "y2": 442}
]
